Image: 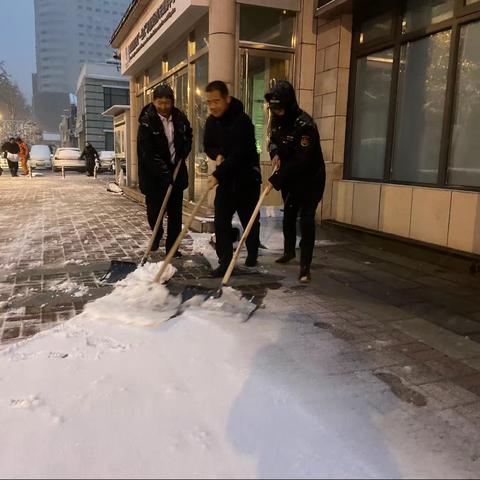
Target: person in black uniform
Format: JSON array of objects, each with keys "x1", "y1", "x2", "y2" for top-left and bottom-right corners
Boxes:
[
  {"x1": 80, "y1": 142, "x2": 99, "y2": 176},
  {"x1": 137, "y1": 84, "x2": 192, "y2": 256},
  {"x1": 265, "y1": 80, "x2": 326, "y2": 283},
  {"x1": 204, "y1": 80, "x2": 262, "y2": 277}
]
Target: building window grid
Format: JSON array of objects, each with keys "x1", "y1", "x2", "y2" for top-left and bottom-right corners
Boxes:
[{"x1": 346, "y1": 0, "x2": 480, "y2": 191}]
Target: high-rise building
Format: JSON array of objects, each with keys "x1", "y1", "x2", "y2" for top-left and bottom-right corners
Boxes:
[{"x1": 33, "y1": 0, "x2": 131, "y2": 132}]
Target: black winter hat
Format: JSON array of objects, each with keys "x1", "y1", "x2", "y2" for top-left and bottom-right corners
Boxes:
[
  {"x1": 153, "y1": 84, "x2": 174, "y2": 101},
  {"x1": 265, "y1": 80, "x2": 298, "y2": 113}
]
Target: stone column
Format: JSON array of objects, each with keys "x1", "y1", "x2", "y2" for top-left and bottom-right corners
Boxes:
[
  {"x1": 295, "y1": 0, "x2": 318, "y2": 116},
  {"x1": 313, "y1": 14, "x2": 352, "y2": 221},
  {"x1": 208, "y1": 0, "x2": 236, "y2": 91},
  {"x1": 128, "y1": 77, "x2": 139, "y2": 187}
]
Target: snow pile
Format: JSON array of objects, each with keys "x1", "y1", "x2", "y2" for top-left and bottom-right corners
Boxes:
[
  {"x1": 0, "y1": 261, "x2": 474, "y2": 479},
  {"x1": 80, "y1": 262, "x2": 179, "y2": 327},
  {"x1": 49, "y1": 280, "x2": 89, "y2": 298}
]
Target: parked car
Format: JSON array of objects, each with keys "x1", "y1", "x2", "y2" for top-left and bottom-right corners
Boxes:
[
  {"x1": 52, "y1": 148, "x2": 84, "y2": 172},
  {"x1": 29, "y1": 145, "x2": 52, "y2": 169},
  {"x1": 98, "y1": 151, "x2": 115, "y2": 172}
]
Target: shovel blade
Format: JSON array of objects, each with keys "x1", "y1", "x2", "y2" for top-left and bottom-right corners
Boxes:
[
  {"x1": 178, "y1": 285, "x2": 258, "y2": 322},
  {"x1": 100, "y1": 261, "x2": 137, "y2": 284}
]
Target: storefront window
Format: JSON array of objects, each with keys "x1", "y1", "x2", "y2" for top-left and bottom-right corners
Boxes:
[
  {"x1": 392, "y1": 31, "x2": 451, "y2": 184},
  {"x1": 351, "y1": 50, "x2": 393, "y2": 179},
  {"x1": 168, "y1": 40, "x2": 188, "y2": 70},
  {"x1": 403, "y1": 0, "x2": 454, "y2": 33},
  {"x1": 240, "y1": 50, "x2": 291, "y2": 205},
  {"x1": 193, "y1": 55, "x2": 210, "y2": 203},
  {"x1": 240, "y1": 5, "x2": 296, "y2": 48},
  {"x1": 195, "y1": 15, "x2": 209, "y2": 52},
  {"x1": 359, "y1": 13, "x2": 393, "y2": 44},
  {"x1": 448, "y1": 20, "x2": 480, "y2": 187},
  {"x1": 349, "y1": 3, "x2": 480, "y2": 190}
]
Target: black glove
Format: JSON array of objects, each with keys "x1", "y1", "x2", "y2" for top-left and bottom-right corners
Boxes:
[{"x1": 268, "y1": 171, "x2": 283, "y2": 191}]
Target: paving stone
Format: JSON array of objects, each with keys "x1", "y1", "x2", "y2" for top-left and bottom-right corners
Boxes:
[{"x1": 418, "y1": 381, "x2": 479, "y2": 409}]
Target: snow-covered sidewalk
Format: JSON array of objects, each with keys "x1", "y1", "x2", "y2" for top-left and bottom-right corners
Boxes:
[{"x1": 0, "y1": 264, "x2": 477, "y2": 479}]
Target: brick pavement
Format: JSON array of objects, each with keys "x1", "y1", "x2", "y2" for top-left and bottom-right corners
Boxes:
[
  {"x1": 0, "y1": 171, "x2": 191, "y2": 343},
  {"x1": 1, "y1": 171, "x2": 480, "y2": 443}
]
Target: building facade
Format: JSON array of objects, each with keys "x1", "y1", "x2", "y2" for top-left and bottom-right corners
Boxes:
[
  {"x1": 33, "y1": 0, "x2": 131, "y2": 132},
  {"x1": 75, "y1": 63, "x2": 130, "y2": 152},
  {"x1": 111, "y1": 0, "x2": 480, "y2": 255},
  {"x1": 111, "y1": 0, "x2": 311, "y2": 214},
  {"x1": 315, "y1": 0, "x2": 480, "y2": 256}
]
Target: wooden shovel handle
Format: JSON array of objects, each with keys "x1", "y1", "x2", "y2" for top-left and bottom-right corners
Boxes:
[
  {"x1": 221, "y1": 182, "x2": 274, "y2": 286},
  {"x1": 141, "y1": 161, "x2": 183, "y2": 266},
  {"x1": 154, "y1": 185, "x2": 213, "y2": 283}
]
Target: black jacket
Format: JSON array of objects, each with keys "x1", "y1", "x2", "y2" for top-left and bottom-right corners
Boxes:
[
  {"x1": 204, "y1": 97, "x2": 261, "y2": 191},
  {"x1": 80, "y1": 145, "x2": 99, "y2": 161},
  {"x1": 137, "y1": 103, "x2": 192, "y2": 194},
  {"x1": 2, "y1": 141, "x2": 20, "y2": 156},
  {"x1": 266, "y1": 82, "x2": 325, "y2": 196}
]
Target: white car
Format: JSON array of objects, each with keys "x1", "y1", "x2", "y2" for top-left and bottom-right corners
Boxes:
[
  {"x1": 29, "y1": 145, "x2": 52, "y2": 169},
  {"x1": 98, "y1": 150, "x2": 115, "y2": 171},
  {"x1": 52, "y1": 148, "x2": 84, "y2": 172}
]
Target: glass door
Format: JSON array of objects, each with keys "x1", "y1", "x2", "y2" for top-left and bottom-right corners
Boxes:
[{"x1": 240, "y1": 49, "x2": 293, "y2": 206}]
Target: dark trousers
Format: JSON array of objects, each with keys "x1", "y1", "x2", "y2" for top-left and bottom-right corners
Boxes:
[
  {"x1": 282, "y1": 186, "x2": 324, "y2": 271},
  {"x1": 86, "y1": 158, "x2": 95, "y2": 175},
  {"x1": 145, "y1": 177, "x2": 184, "y2": 253},
  {"x1": 214, "y1": 184, "x2": 261, "y2": 266},
  {"x1": 7, "y1": 160, "x2": 18, "y2": 176}
]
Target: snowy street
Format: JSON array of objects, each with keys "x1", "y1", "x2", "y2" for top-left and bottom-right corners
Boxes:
[{"x1": 1, "y1": 172, "x2": 480, "y2": 478}]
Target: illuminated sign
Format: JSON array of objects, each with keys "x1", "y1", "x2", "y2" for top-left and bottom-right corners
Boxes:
[{"x1": 126, "y1": 0, "x2": 177, "y2": 63}]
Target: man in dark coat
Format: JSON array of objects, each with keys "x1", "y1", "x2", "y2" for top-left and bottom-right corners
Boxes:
[
  {"x1": 204, "y1": 80, "x2": 262, "y2": 277},
  {"x1": 265, "y1": 81, "x2": 326, "y2": 283},
  {"x1": 137, "y1": 84, "x2": 192, "y2": 255},
  {"x1": 2, "y1": 138, "x2": 20, "y2": 177},
  {"x1": 80, "y1": 142, "x2": 99, "y2": 176}
]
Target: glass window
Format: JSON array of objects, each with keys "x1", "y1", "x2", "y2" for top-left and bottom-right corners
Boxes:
[
  {"x1": 104, "y1": 87, "x2": 130, "y2": 110},
  {"x1": 240, "y1": 5, "x2": 296, "y2": 48},
  {"x1": 168, "y1": 40, "x2": 187, "y2": 70},
  {"x1": 392, "y1": 31, "x2": 451, "y2": 183},
  {"x1": 105, "y1": 131, "x2": 114, "y2": 151},
  {"x1": 448, "y1": 21, "x2": 480, "y2": 187},
  {"x1": 195, "y1": 15, "x2": 209, "y2": 52},
  {"x1": 351, "y1": 49, "x2": 394, "y2": 179},
  {"x1": 193, "y1": 55, "x2": 210, "y2": 203},
  {"x1": 403, "y1": 0, "x2": 454, "y2": 33},
  {"x1": 359, "y1": 13, "x2": 393, "y2": 45}
]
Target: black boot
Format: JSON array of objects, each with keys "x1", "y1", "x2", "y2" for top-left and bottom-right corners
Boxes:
[
  {"x1": 245, "y1": 255, "x2": 257, "y2": 267},
  {"x1": 275, "y1": 252, "x2": 295, "y2": 264},
  {"x1": 299, "y1": 266, "x2": 311, "y2": 284},
  {"x1": 211, "y1": 264, "x2": 228, "y2": 278}
]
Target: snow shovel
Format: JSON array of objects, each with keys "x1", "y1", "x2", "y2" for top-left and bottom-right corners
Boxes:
[
  {"x1": 175, "y1": 181, "x2": 275, "y2": 319},
  {"x1": 154, "y1": 184, "x2": 214, "y2": 284},
  {"x1": 101, "y1": 161, "x2": 183, "y2": 284}
]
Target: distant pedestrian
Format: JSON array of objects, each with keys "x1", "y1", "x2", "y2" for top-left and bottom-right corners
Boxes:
[
  {"x1": 2, "y1": 138, "x2": 20, "y2": 177},
  {"x1": 16, "y1": 137, "x2": 29, "y2": 175},
  {"x1": 81, "y1": 142, "x2": 99, "y2": 176}
]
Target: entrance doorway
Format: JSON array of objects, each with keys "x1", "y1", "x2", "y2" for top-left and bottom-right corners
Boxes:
[{"x1": 240, "y1": 49, "x2": 293, "y2": 206}]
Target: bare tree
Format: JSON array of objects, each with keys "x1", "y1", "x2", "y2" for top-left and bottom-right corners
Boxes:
[{"x1": 0, "y1": 62, "x2": 31, "y2": 120}]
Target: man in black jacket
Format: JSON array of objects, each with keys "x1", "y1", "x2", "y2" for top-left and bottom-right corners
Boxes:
[
  {"x1": 137, "y1": 84, "x2": 192, "y2": 255},
  {"x1": 2, "y1": 138, "x2": 20, "y2": 177},
  {"x1": 204, "y1": 80, "x2": 261, "y2": 277},
  {"x1": 80, "y1": 142, "x2": 99, "y2": 176},
  {"x1": 265, "y1": 81, "x2": 326, "y2": 283}
]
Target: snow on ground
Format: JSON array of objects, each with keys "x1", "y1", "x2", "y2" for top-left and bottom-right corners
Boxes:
[
  {"x1": 49, "y1": 280, "x2": 90, "y2": 298},
  {"x1": 0, "y1": 262, "x2": 475, "y2": 479}
]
